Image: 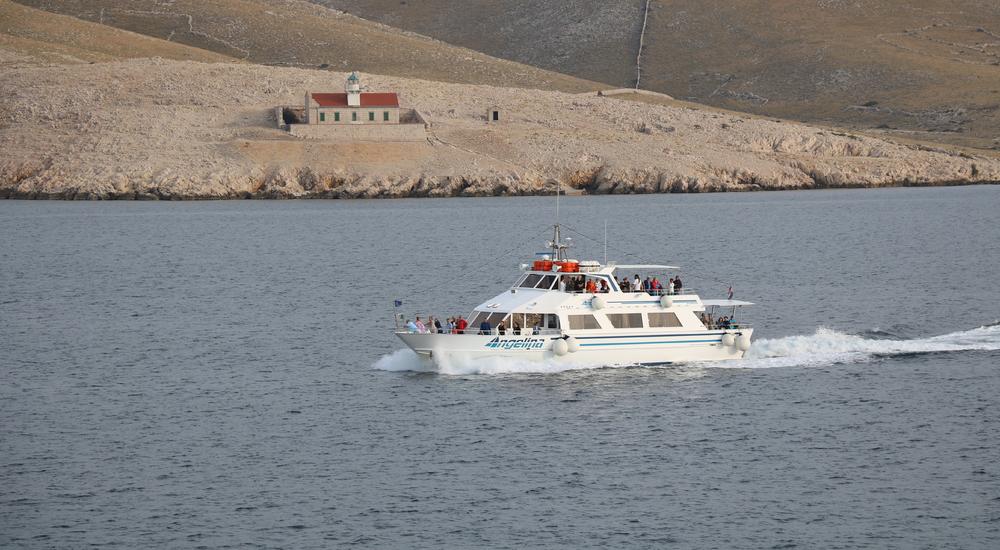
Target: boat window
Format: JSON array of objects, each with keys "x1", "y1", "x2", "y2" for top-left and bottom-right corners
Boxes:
[
  {"x1": 606, "y1": 313, "x2": 643, "y2": 329},
  {"x1": 535, "y1": 275, "x2": 556, "y2": 290},
  {"x1": 468, "y1": 311, "x2": 488, "y2": 327},
  {"x1": 520, "y1": 274, "x2": 542, "y2": 288},
  {"x1": 648, "y1": 312, "x2": 682, "y2": 328},
  {"x1": 568, "y1": 314, "x2": 601, "y2": 330},
  {"x1": 514, "y1": 274, "x2": 528, "y2": 287},
  {"x1": 485, "y1": 312, "x2": 507, "y2": 326},
  {"x1": 546, "y1": 314, "x2": 559, "y2": 329}
]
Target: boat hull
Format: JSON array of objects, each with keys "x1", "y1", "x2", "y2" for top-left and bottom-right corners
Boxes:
[{"x1": 395, "y1": 329, "x2": 752, "y2": 366}]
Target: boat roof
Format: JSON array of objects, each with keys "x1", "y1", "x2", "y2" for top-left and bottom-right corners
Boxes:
[
  {"x1": 701, "y1": 299, "x2": 754, "y2": 307},
  {"x1": 610, "y1": 264, "x2": 680, "y2": 271}
]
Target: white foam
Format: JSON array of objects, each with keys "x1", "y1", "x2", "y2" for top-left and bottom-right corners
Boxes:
[{"x1": 371, "y1": 324, "x2": 1000, "y2": 375}]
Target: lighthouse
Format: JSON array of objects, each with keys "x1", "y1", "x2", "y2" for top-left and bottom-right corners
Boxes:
[{"x1": 346, "y1": 71, "x2": 361, "y2": 107}]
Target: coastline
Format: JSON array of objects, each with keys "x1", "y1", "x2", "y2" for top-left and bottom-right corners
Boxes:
[{"x1": 4, "y1": 59, "x2": 999, "y2": 201}]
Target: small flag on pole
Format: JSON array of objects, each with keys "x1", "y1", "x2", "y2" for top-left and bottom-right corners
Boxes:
[
  {"x1": 393, "y1": 299, "x2": 403, "y2": 307},
  {"x1": 727, "y1": 286, "x2": 734, "y2": 300}
]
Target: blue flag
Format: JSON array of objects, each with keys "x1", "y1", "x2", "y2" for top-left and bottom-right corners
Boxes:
[{"x1": 394, "y1": 300, "x2": 403, "y2": 307}]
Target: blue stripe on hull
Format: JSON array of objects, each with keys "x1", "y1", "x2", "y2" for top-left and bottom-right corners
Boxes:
[{"x1": 580, "y1": 339, "x2": 722, "y2": 347}]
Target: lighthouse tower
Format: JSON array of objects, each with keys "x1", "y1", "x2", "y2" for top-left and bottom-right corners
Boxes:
[{"x1": 346, "y1": 72, "x2": 361, "y2": 107}]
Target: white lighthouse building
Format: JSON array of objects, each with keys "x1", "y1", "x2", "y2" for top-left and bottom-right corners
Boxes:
[{"x1": 304, "y1": 72, "x2": 400, "y2": 125}]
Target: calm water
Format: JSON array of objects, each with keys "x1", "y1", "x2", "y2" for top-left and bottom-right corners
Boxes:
[{"x1": 2, "y1": 187, "x2": 999, "y2": 548}]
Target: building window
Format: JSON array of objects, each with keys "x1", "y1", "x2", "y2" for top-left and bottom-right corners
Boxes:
[
  {"x1": 568, "y1": 314, "x2": 601, "y2": 330},
  {"x1": 368, "y1": 111, "x2": 375, "y2": 121},
  {"x1": 648, "y1": 312, "x2": 682, "y2": 328},
  {"x1": 383, "y1": 111, "x2": 390, "y2": 121},
  {"x1": 319, "y1": 112, "x2": 325, "y2": 122},
  {"x1": 492, "y1": 110, "x2": 499, "y2": 121},
  {"x1": 352, "y1": 112, "x2": 357, "y2": 122},
  {"x1": 334, "y1": 112, "x2": 340, "y2": 122},
  {"x1": 606, "y1": 313, "x2": 643, "y2": 329}
]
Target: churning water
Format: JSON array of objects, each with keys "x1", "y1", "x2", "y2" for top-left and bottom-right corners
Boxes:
[{"x1": 3, "y1": 187, "x2": 999, "y2": 548}]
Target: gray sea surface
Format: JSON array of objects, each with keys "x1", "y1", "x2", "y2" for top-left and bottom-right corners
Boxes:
[{"x1": 2, "y1": 187, "x2": 999, "y2": 548}]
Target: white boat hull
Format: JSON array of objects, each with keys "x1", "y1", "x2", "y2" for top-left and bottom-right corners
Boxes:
[{"x1": 395, "y1": 329, "x2": 753, "y2": 367}]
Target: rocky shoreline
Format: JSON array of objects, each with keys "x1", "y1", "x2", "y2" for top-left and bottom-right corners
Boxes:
[{"x1": 2, "y1": 58, "x2": 998, "y2": 200}]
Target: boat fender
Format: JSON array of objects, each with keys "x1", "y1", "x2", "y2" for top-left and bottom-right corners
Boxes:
[
  {"x1": 721, "y1": 333, "x2": 736, "y2": 347},
  {"x1": 592, "y1": 296, "x2": 606, "y2": 310},
  {"x1": 737, "y1": 334, "x2": 752, "y2": 351},
  {"x1": 660, "y1": 295, "x2": 673, "y2": 308},
  {"x1": 553, "y1": 338, "x2": 569, "y2": 356},
  {"x1": 566, "y1": 336, "x2": 580, "y2": 353}
]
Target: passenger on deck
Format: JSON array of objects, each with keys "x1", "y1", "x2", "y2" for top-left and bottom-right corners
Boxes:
[
  {"x1": 456, "y1": 316, "x2": 468, "y2": 334},
  {"x1": 405, "y1": 318, "x2": 418, "y2": 333},
  {"x1": 674, "y1": 276, "x2": 683, "y2": 292},
  {"x1": 532, "y1": 322, "x2": 541, "y2": 335},
  {"x1": 415, "y1": 316, "x2": 427, "y2": 333},
  {"x1": 479, "y1": 320, "x2": 492, "y2": 335},
  {"x1": 720, "y1": 316, "x2": 731, "y2": 329},
  {"x1": 652, "y1": 277, "x2": 662, "y2": 295},
  {"x1": 621, "y1": 277, "x2": 631, "y2": 292},
  {"x1": 433, "y1": 317, "x2": 443, "y2": 334},
  {"x1": 513, "y1": 321, "x2": 522, "y2": 334},
  {"x1": 599, "y1": 280, "x2": 610, "y2": 293},
  {"x1": 642, "y1": 277, "x2": 651, "y2": 293},
  {"x1": 446, "y1": 317, "x2": 455, "y2": 333},
  {"x1": 558, "y1": 277, "x2": 567, "y2": 292},
  {"x1": 633, "y1": 275, "x2": 641, "y2": 292},
  {"x1": 668, "y1": 277, "x2": 675, "y2": 295},
  {"x1": 497, "y1": 321, "x2": 507, "y2": 335},
  {"x1": 585, "y1": 278, "x2": 597, "y2": 294}
]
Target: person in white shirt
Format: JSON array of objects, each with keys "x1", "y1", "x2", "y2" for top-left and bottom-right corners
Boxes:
[{"x1": 633, "y1": 275, "x2": 641, "y2": 293}]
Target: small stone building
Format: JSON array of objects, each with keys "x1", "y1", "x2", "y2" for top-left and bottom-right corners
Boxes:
[{"x1": 305, "y1": 72, "x2": 400, "y2": 125}]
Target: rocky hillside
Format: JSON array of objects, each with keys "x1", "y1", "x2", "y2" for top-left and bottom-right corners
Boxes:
[
  {"x1": 312, "y1": 0, "x2": 1000, "y2": 151},
  {"x1": 11, "y1": 0, "x2": 601, "y2": 93},
  {"x1": 0, "y1": 0, "x2": 234, "y2": 66},
  {"x1": 2, "y1": 56, "x2": 996, "y2": 199}
]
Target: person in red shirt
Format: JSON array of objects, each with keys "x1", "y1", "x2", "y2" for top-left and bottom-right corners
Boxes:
[
  {"x1": 456, "y1": 316, "x2": 468, "y2": 334},
  {"x1": 585, "y1": 279, "x2": 597, "y2": 293}
]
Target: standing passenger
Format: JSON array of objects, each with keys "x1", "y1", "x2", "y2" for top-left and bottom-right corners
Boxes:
[
  {"x1": 633, "y1": 274, "x2": 641, "y2": 292},
  {"x1": 456, "y1": 316, "x2": 468, "y2": 334},
  {"x1": 415, "y1": 316, "x2": 427, "y2": 333},
  {"x1": 674, "y1": 276, "x2": 682, "y2": 293},
  {"x1": 585, "y1": 278, "x2": 597, "y2": 294}
]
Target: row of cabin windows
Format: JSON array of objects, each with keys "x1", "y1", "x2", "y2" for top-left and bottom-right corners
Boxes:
[
  {"x1": 568, "y1": 312, "x2": 682, "y2": 330},
  {"x1": 318, "y1": 111, "x2": 392, "y2": 122},
  {"x1": 466, "y1": 311, "x2": 683, "y2": 332}
]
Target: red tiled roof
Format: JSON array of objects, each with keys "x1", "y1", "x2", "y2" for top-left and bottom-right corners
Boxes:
[{"x1": 311, "y1": 92, "x2": 399, "y2": 108}]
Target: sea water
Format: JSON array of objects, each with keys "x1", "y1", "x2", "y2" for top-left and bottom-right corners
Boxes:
[{"x1": 2, "y1": 187, "x2": 999, "y2": 548}]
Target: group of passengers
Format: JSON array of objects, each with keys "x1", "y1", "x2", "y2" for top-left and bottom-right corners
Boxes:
[
  {"x1": 559, "y1": 276, "x2": 610, "y2": 294},
  {"x1": 618, "y1": 275, "x2": 682, "y2": 295},
  {"x1": 700, "y1": 313, "x2": 735, "y2": 329},
  {"x1": 405, "y1": 315, "x2": 470, "y2": 334}
]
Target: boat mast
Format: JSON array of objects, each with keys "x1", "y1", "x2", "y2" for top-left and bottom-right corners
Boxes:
[{"x1": 549, "y1": 181, "x2": 569, "y2": 261}]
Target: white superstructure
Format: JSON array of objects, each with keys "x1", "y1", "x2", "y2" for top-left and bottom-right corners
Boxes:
[{"x1": 395, "y1": 225, "x2": 754, "y2": 367}]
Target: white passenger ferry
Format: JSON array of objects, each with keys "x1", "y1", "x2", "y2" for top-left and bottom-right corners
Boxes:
[{"x1": 395, "y1": 225, "x2": 753, "y2": 366}]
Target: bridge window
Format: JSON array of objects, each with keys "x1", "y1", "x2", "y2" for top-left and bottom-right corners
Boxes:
[
  {"x1": 648, "y1": 312, "x2": 682, "y2": 328},
  {"x1": 535, "y1": 275, "x2": 556, "y2": 289},
  {"x1": 606, "y1": 313, "x2": 643, "y2": 329},
  {"x1": 568, "y1": 314, "x2": 601, "y2": 330},
  {"x1": 520, "y1": 274, "x2": 542, "y2": 288}
]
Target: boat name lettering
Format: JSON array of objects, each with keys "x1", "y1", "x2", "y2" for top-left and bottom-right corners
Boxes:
[{"x1": 485, "y1": 337, "x2": 546, "y2": 350}]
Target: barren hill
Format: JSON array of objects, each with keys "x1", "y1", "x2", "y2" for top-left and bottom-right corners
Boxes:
[
  {"x1": 2, "y1": 56, "x2": 997, "y2": 199},
  {"x1": 0, "y1": 0, "x2": 234, "y2": 66},
  {"x1": 312, "y1": 0, "x2": 1000, "y2": 151},
  {"x1": 10, "y1": 0, "x2": 601, "y2": 93}
]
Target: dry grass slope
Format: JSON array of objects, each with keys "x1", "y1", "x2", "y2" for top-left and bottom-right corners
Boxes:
[
  {"x1": 310, "y1": 0, "x2": 1000, "y2": 151},
  {"x1": 0, "y1": 0, "x2": 234, "y2": 66},
  {"x1": 11, "y1": 0, "x2": 603, "y2": 93}
]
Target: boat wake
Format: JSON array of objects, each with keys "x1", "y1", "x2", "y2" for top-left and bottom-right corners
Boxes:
[{"x1": 372, "y1": 324, "x2": 1000, "y2": 375}]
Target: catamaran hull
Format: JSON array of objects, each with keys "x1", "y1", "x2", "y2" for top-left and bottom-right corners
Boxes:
[{"x1": 395, "y1": 329, "x2": 753, "y2": 366}]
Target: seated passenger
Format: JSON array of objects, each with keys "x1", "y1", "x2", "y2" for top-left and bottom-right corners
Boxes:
[
  {"x1": 513, "y1": 321, "x2": 522, "y2": 334},
  {"x1": 532, "y1": 323, "x2": 541, "y2": 335}
]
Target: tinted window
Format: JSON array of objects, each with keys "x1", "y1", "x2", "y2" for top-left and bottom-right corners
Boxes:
[
  {"x1": 521, "y1": 274, "x2": 542, "y2": 288},
  {"x1": 536, "y1": 275, "x2": 556, "y2": 289},
  {"x1": 607, "y1": 313, "x2": 643, "y2": 329},
  {"x1": 568, "y1": 315, "x2": 601, "y2": 330},
  {"x1": 648, "y1": 312, "x2": 682, "y2": 328}
]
